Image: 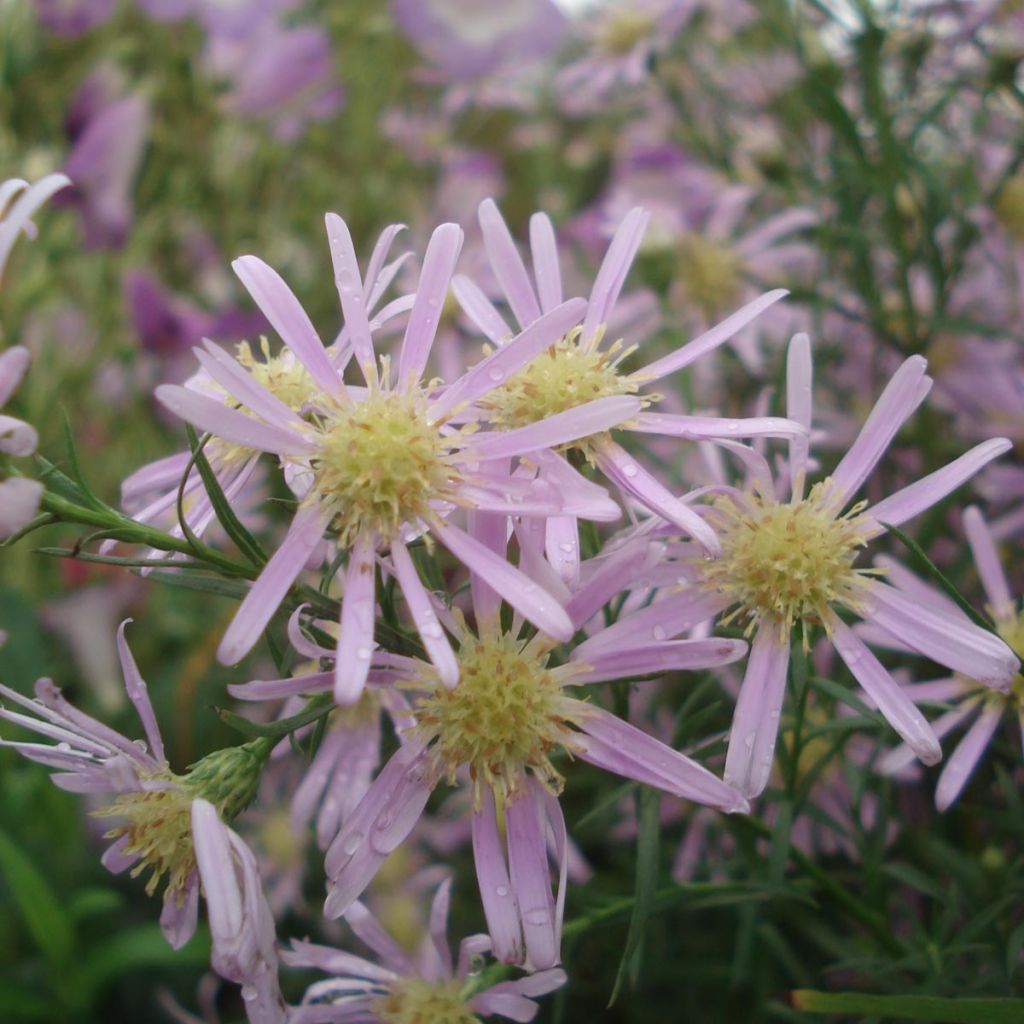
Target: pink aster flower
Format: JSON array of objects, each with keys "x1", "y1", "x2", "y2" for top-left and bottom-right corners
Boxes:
[
  {"x1": 554, "y1": 0, "x2": 696, "y2": 115},
  {"x1": 284, "y1": 877, "x2": 566, "y2": 1022},
  {"x1": 0, "y1": 172, "x2": 70, "y2": 283},
  {"x1": 119, "y1": 223, "x2": 412, "y2": 555},
  {"x1": 307, "y1": 580, "x2": 748, "y2": 969},
  {"x1": 874, "y1": 507, "x2": 1024, "y2": 811},
  {"x1": 156, "y1": 214, "x2": 624, "y2": 703},
  {"x1": 192, "y1": 800, "x2": 287, "y2": 1024},
  {"x1": 0, "y1": 621, "x2": 270, "y2": 949},
  {"x1": 574, "y1": 334, "x2": 1020, "y2": 800},
  {"x1": 453, "y1": 197, "x2": 802, "y2": 571}
]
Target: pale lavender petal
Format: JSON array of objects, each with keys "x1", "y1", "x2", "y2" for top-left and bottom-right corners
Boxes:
[
  {"x1": 735, "y1": 208, "x2": 818, "y2": 257},
  {"x1": 364, "y1": 224, "x2": 407, "y2": 309},
  {"x1": 191, "y1": 800, "x2": 241, "y2": 938},
  {"x1": 935, "y1": 705, "x2": 1003, "y2": 812},
  {"x1": 0, "y1": 173, "x2": 70, "y2": 279},
  {"x1": 505, "y1": 784, "x2": 557, "y2": 970},
  {"x1": 232, "y1": 255, "x2": 342, "y2": 399},
  {"x1": 863, "y1": 439, "x2": 1013, "y2": 538},
  {"x1": 0, "y1": 478, "x2": 44, "y2": 538},
  {"x1": 101, "y1": 834, "x2": 137, "y2": 874},
  {"x1": 710, "y1": 439, "x2": 774, "y2": 495},
  {"x1": 529, "y1": 213, "x2": 562, "y2": 314},
  {"x1": 390, "y1": 538, "x2": 458, "y2": 689},
  {"x1": 430, "y1": 299, "x2": 586, "y2": 420},
  {"x1": 530, "y1": 448, "x2": 621, "y2": 522},
  {"x1": 0, "y1": 346, "x2": 31, "y2": 405},
  {"x1": 723, "y1": 628, "x2": 790, "y2": 798},
  {"x1": 193, "y1": 340, "x2": 306, "y2": 430},
  {"x1": 472, "y1": 787, "x2": 522, "y2": 965},
  {"x1": 865, "y1": 582, "x2": 1019, "y2": 689},
  {"x1": 786, "y1": 332, "x2": 812, "y2": 491},
  {"x1": 452, "y1": 274, "x2": 513, "y2": 342},
  {"x1": 228, "y1": 671, "x2": 334, "y2": 701},
  {"x1": 563, "y1": 537, "x2": 663, "y2": 630},
  {"x1": 831, "y1": 618, "x2": 941, "y2": 764},
  {"x1": 155, "y1": 385, "x2": 314, "y2": 456},
  {"x1": 325, "y1": 213, "x2": 377, "y2": 380},
  {"x1": 479, "y1": 198, "x2": 541, "y2": 329},
  {"x1": 637, "y1": 290, "x2": 788, "y2": 382},
  {"x1": 426, "y1": 877, "x2": 453, "y2": 981},
  {"x1": 573, "y1": 638, "x2": 747, "y2": 683},
  {"x1": 629, "y1": 412, "x2": 804, "y2": 441},
  {"x1": 572, "y1": 588, "x2": 730, "y2": 658},
  {"x1": 0, "y1": 414, "x2": 37, "y2": 457},
  {"x1": 468, "y1": 396, "x2": 641, "y2": 461},
  {"x1": 342, "y1": 901, "x2": 414, "y2": 975},
  {"x1": 397, "y1": 223, "x2": 463, "y2": 389},
  {"x1": 546, "y1": 516, "x2": 580, "y2": 588},
  {"x1": 592, "y1": 439, "x2": 720, "y2": 555},
  {"x1": 829, "y1": 356, "x2": 932, "y2": 504},
  {"x1": 160, "y1": 872, "x2": 199, "y2": 950},
  {"x1": 471, "y1": 969, "x2": 567, "y2": 1019},
  {"x1": 432, "y1": 520, "x2": 572, "y2": 641},
  {"x1": 963, "y1": 506, "x2": 1014, "y2": 618},
  {"x1": 573, "y1": 701, "x2": 748, "y2": 812},
  {"x1": 218, "y1": 505, "x2": 330, "y2": 665},
  {"x1": 582, "y1": 207, "x2": 648, "y2": 345},
  {"x1": 116, "y1": 620, "x2": 164, "y2": 763},
  {"x1": 282, "y1": 938, "x2": 398, "y2": 983},
  {"x1": 335, "y1": 531, "x2": 378, "y2": 705}
]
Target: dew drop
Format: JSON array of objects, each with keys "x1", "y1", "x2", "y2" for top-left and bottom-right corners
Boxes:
[
  {"x1": 356, "y1": 646, "x2": 373, "y2": 661},
  {"x1": 496, "y1": 884, "x2": 509, "y2": 898},
  {"x1": 376, "y1": 810, "x2": 394, "y2": 831},
  {"x1": 488, "y1": 367, "x2": 505, "y2": 383},
  {"x1": 523, "y1": 906, "x2": 552, "y2": 927},
  {"x1": 726, "y1": 421, "x2": 739, "y2": 432},
  {"x1": 652, "y1": 625, "x2": 667, "y2": 641},
  {"x1": 558, "y1": 542, "x2": 575, "y2": 554},
  {"x1": 622, "y1": 463, "x2": 639, "y2": 478},
  {"x1": 56, "y1": 742, "x2": 72, "y2": 752},
  {"x1": 341, "y1": 831, "x2": 364, "y2": 855}
]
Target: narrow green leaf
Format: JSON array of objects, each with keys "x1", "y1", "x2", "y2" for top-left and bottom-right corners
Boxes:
[
  {"x1": 61, "y1": 412, "x2": 106, "y2": 512},
  {"x1": 610, "y1": 786, "x2": 660, "y2": 1003},
  {"x1": 0, "y1": 829, "x2": 74, "y2": 969},
  {"x1": 145, "y1": 569, "x2": 252, "y2": 601},
  {"x1": 216, "y1": 693, "x2": 334, "y2": 739},
  {"x1": 790, "y1": 990, "x2": 1024, "y2": 1023},
  {"x1": 185, "y1": 425, "x2": 267, "y2": 567}
]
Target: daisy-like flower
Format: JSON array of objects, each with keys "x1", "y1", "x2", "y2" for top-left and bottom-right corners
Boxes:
[
  {"x1": 192, "y1": 800, "x2": 287, "y2": 1024},
  {"x1": 573, "y1": 334, "x2": 1020, "y2": 800},
  {"x1": 300, "y1": 582, "x2": 749, "y2": 969},
  {"x1": 554, "y1": 0, "x2": 695, "y2": 115},
  {"x1": 157, "y1": 214, "x2": 626, "y2": 704},
  {"x1": 875, "y1": 506, "x2": 1024, "y2": 811},
  {"x1": 118, "y1": 223, "x2": 412, "y2": 556},
  {"x1": 455, "y1": 198, "x2": 802, "y2": 568},
  {"x1": 0, "y1": 173, "x2": 70, "y2": 283},
  {"x1": 0, "y1": 621, "x2": 271, "y2": 948},
  {"x1": 284, "y1": 877, "x2": 566, "y2": 1023}
]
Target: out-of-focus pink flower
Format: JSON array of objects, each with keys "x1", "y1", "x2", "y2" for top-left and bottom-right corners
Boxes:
[
  {"x1": 58, "y1": 67, "x2": 149, "y2": 249},
  {"x1": 392, "y1": 0, "x2": 566, "y2": 82},
  {"x1": 34, "y1": 0, "x2": 115, "y2": 37}
]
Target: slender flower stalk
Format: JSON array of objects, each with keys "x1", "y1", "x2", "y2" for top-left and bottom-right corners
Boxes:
[
  {"x1": 157, "y1": 214, "x2": 623, "y2": 703},
  {"x1": 575, "y1": 334, "x2": 1020, "y2": 799}
]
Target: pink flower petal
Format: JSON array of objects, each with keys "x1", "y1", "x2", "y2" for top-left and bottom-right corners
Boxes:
[{"x1": 334, "y1": 531, "x2": 378, "y2": 705}]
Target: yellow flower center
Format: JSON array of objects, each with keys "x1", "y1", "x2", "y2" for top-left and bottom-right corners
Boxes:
[
  {"x1": 597, "y1": 10, "x2": 656, "y2": 54},
  {"x1": 699, "y1": 479, "x2": 879, "y2": 646},
  {"x1": 373, "y1": 977, "x2": 477, "y2": 1024},
  {"x1": 480, "y1": 326, "x2": 646, "y2": 456},
  {"x1": 988, "y1": 607, "x2": 1024, "y2": 710},
  {"x1": 95, "y1": 778, "x2": 196, "y2": 899},
  {"x1": 411, "y1": 630, "x2": 585, "y2": 805},
  {"x1": 237, "y1": 337, "x2": 317, "y2": 411},
  {"x1": 310, "y1": 385, "x2": 463, "y2": 545},
  {"x1": 675, "y1": 233, "x2": 746, "y2": 321}
]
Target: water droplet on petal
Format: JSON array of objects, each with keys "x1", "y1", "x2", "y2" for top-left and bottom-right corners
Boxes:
[
  {"x1": 56, "y1": 742, "x2": 71, "y2": 752},
  {"x1": 496, "y1": 884, "x2": 509, "y2": 898},
  {"x1": 341, "y1": 830, "x2": 364, "y2": 855},
  {"x1": 558, "y1": 542, "x2": 575, "y2": 554},
  {"x1": 652, "y1": 625, "x2": 667, "y2": 641},
  {"x1": 488, "y1": 367, "x2": 505, "y2": 383},
  {"x1": 356, "y1": 646, "x2": 373, "y2": 661},
  {"x1": 622, "y1": 463, "x2": 638, "y2": 478},
  {"x1": 523, "y1": 906, "x2": 552, "y2": 927}
]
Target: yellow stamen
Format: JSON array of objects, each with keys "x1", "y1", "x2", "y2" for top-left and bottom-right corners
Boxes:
[{"x1": 372, "y1": 977, "x2": 477, "y2": 1024}]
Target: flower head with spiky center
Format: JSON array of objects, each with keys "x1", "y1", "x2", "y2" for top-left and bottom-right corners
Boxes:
[
  {"x1": 410, "y1": 625, "x2": 589, "y2": 806},
  {"x1": 373, "y1": 977, "x2": 478, "y2": 1024},
  {"x1": 675, "y1": 232, "x2": 746, "y2": 321},
  {"x1": 698, "y1": 478, "x2": 881, "y2": 648}
]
